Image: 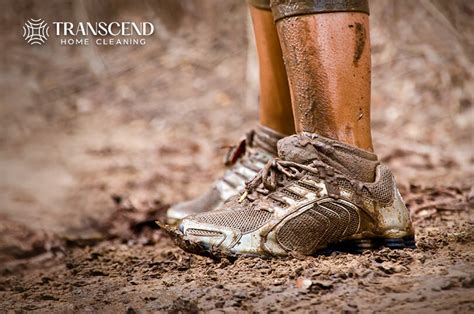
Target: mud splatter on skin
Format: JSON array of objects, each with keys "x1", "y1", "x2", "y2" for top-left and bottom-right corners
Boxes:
[
  {"x1": 353, "y1": 22, "x2": 366, "y2": 66},
  {"x1": 277, "y1": 15, "x2": 372, "y2": 150},
  {"x1": 276, "y1": 17, "x2": 336, "y2": 135}
]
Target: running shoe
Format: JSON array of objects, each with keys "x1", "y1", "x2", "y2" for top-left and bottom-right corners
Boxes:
[{"x1": 175, "y1": 132, "x2": 415, "y2": 257}]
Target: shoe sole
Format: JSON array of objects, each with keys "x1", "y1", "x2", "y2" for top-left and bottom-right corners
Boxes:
[{"x1": 158, "y1": 221, "x2": 416, "y2": 260}]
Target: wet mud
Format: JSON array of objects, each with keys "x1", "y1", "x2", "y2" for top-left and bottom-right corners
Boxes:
[
  {"x1": 277, "y1": 16, "x2": 334, "y2": 134},
  {"x1": 353, "y1": 22, "x2": 366, "y2": 66},
  {"x1": 1, "y1": 196, "x2": 472, "y2": 312}
]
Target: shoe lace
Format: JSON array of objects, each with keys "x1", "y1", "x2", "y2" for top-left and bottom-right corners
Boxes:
[
  {"x1": 237, "y1": 134, "x2": 375, "y2": 206},
  {"x1": 223, "y1": 134, "x2": 250, "y2": 167},
  {"x1": 224, "y1": 129, "x2": 268, "y2": 165},
  {"x1": 238, "y1": 157, "x2": 330, "y2": 203}
]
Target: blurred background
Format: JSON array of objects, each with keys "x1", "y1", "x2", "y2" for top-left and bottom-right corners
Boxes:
[{"x1": 0, "y1": 0, "x2": 472, "y2": 255}]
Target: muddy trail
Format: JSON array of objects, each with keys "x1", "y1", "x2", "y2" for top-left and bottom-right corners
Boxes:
[
  {"x1": 1, "y1": 0, "x2": 474, "y2": 312},
  {"x1": 0, "y1": 184, "x2": 473, "y2": 312}
]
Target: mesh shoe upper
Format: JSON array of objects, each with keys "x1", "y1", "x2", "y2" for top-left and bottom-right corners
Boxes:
[
  {"x1": 192, "y1": 207, "x2": 273, "y2": 234},
  {"x1": 178, "y1": 133, "x2": 414, "y2": 257}
]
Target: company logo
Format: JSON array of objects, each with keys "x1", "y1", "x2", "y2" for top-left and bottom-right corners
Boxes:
[
  {"x1": 22, "y1": 18, "x2": 155, "y2": 47},
  {"x1": 23, "y1": 18, "x2": 50, "y2": 45}
]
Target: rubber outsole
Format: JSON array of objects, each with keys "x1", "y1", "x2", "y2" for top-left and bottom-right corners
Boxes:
[
  {"x1": 157, "y1": 220, "x2": 416, "y2": 260},
  {"x1": 317, "y1": 236, "x2": 416, "y2": 255}
]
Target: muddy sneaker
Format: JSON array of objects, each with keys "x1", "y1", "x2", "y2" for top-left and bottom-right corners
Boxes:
[
  {"x1": 166, "y1": 125, "x2": 285, "y2": 224},
  {"x1": 175, "y1": 132, "x2": 415, "y2": 258}
]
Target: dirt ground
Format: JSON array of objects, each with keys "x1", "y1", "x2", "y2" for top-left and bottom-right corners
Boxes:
[{"x1": 0, "y1": 0, "x2": 473, "y2": 312}]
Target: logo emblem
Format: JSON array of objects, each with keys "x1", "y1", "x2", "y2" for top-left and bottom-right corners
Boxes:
[{"x1": 22, "y1": 18, "x2": 49, "y2": 45}]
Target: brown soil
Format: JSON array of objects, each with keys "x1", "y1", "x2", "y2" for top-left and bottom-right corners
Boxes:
[{"x1": 1, "y1": 0, "x2": 473, "y2": 312}]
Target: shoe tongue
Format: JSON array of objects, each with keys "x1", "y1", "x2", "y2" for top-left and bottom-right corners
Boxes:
[
  {"x1": 252, "y1": 125, "x2": 286, "y2": 155},
  {"x1": 277, "y1": 133, "x2": 379, "y2": 182}
]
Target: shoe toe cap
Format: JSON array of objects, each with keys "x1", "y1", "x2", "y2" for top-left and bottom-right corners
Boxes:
[{"x1": 179, "y1": 215, "x2": 238, "y2": 250}]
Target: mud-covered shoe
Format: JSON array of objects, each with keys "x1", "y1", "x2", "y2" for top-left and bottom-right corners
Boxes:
[
  {"x1": 176, "y1": 132, "x2": 415, "y2": 257},
  {"x1": 166, "y1": 125, "x2": 285, "y2": 224}
]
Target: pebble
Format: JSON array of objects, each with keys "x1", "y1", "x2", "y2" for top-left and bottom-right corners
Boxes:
[{"x1": 295, "y1": 277, "x2": 312, "y2": 290}]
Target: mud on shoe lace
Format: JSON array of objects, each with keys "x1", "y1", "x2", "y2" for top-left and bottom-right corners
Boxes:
[{"x1": 240, "y1": 132, "x2": 379, "y2": 203}]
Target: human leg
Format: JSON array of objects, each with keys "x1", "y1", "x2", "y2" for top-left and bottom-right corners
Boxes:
[
  {"x1": 175, "y1": 1, "x2": 415, "y2": 257},
  {"x1": 249, "y1": 1, "x2": 295, "y2": 135}
]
